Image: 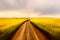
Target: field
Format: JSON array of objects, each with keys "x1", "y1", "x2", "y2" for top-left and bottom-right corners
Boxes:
[
  {"x1": 0, "y1": 18, "x2": 60, "y2": 40},
  {"x1": 0, "y1": 18, "x2": 26, "y2": 40},
  {"x1": 30, "y1": 18, "x2": 60, "y2": 39}
]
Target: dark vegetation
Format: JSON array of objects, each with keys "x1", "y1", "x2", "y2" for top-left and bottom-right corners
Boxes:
[
  {"x1": 30, "y1": 21, "x2": 56, "y2": 40},
  {"x1": 0, "y1": 20, "x2": 26, "y2": 40}
]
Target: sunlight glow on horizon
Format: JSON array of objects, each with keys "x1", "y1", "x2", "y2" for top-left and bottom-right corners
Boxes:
[
  {"x1": 0, "y1": 0, "x2": 60, "y2": 18},
  {"x1": 0, "y1": 10, "x2": 60, "y2": 18}
]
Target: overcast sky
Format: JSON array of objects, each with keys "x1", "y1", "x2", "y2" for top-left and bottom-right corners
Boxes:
[{"x1": 0, "y1": 0, "x2": 60, "y2": 17}]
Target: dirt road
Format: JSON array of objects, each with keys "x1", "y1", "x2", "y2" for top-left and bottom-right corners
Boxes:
[{"x1": 11, "y1": 21, "x2": 54, "y2": 40}]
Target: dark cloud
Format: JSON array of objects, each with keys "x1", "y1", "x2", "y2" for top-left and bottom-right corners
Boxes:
[
  {"x1": 33, "y1": 6, "x2": 60, "y2": 14},
  {"x1": 0, "y1": 0, "x2": 60, "y2": 14},
  {"x1": 0, "y1": 0, "x2": 27, "y2": 10}
]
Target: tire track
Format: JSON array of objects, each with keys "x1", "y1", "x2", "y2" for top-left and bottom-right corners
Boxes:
[{"x1": 11, "y1": 21, "x2": 54, "y2": 40}]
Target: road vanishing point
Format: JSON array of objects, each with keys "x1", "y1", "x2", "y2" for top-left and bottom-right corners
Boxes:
[{"x1": 10, "y1": 20, "x2": 55, "y2": 40}]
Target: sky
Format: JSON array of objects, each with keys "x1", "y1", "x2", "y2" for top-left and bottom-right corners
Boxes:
[{"x1": 0, "y1": 0, "x2": 60, "y2": 18}]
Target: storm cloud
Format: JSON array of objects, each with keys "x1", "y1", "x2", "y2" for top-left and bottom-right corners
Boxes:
[{"x1": 0, "y1": 0, "x2": 60, "y2": 17}]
